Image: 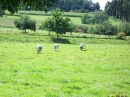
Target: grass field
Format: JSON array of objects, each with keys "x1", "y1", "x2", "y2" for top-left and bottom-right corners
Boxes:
[
  {"x1": 0, "y1": 11, "x2": 130, "y2": 97},
  {"x1": 0, "y1": 10, "x2": 121, "y2": 28},
  {"x1": 0, "y1": 31, "x2": 130, "y2": 97},
  {"x1": 0, "y1": 15, "x2": 82, "y2": 28},
  {"x1": 0, "y1": 43, "x2": 130, "y2": 97}
]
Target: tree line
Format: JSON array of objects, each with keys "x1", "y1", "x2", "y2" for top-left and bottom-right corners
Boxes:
[
  {"x1": 0, "y1": 0, "x2": 58, "y2": 14},
  {"x1": 0, "y1": 0, "x2": 100, "y2": 14},
  {"x1": 51, "y1": 0, "x2": 100, "y2": 12},
  {"x1": 105, "y1": 0, "x2": 130, "y2": 22}
]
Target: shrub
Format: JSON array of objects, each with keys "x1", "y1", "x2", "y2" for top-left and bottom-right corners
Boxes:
[
  {"x1": 116, "y1": 32, "x2": 126, "y2": 39},
  {"x1": 95, "y1": 21, "x2": 117, "y2": 36},
  {"x1": 81, "y1": 13, "x2": 91, "y2": 24},
  {"x1": 14, "y1": 15, "x2": 36, "y2": 33},
  {"x1": 117, "y1": 22, "x2": 130, "y2": 36},
  {"x1": 93, "y1": 12, "x2": 109, "y2": 24},
  {"x1": 74, "y1": 25, "x2": 88, "y2": 33}
]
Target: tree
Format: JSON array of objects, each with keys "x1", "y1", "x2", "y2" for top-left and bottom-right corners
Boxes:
[
  {"x1": 0, "y1": 5, "x2": 4, "y2": 17},
  {"x1": 93, "y1": 12, "x2": 109, "y2": 24},
  {"x1": 0, "y1": 0, "x2": 58, "y2": 14},
  {"x1": 93, "y1": 2, "x2": 100, "y2": 10},
  {"x1": 52, "y1": 0, "x2": 100, "y2": 12},
  {"x1": 88, "y1": 25, "x2": 96, "y2": 37},
  {"x1": 118, "y1": 21, "x2": 130, "y2": 36},
  {"x1": 39, "y1": 17, "x2": 54, "y2": 35},
  {"x1": 81, "y1": 13, "x2": 91, "y2": 24},
  {"x1": 14, "y1": 15, "x2": 36, "y2": 33},
  {"x1": 40, "y1": 8, "x2": 74, "y2": 38},
  {"x1": 96, "y1": 21, "x2": 117, "y2": 37},
  {"x1": 105, "y1": 0, "x2": 130, "y2": 22}
]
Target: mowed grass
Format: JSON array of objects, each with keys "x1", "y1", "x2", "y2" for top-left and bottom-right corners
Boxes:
[
  {"x1": 0, "y1": 40, "x2": 130, "y2": 96},
  {"x1": 0, "y1": 15, "x2": 82, "y2": 28},
  {"x1": 1, "y1": 10, "x2": 121, "y2": 28}
]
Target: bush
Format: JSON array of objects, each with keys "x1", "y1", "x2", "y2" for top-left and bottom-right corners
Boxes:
[
  {"x1": 116, "y1": 32, "x2": 126, "y2": 39},
  {"x1": 92, "y1": 12, "x2": 109, "y2": 24},
  {"x1": 81, "y1": 14, "x2": 91, "y2": 24},
  {"x1": 95, "y1": 21, "x2": 117, "y2": 35},
  {"x1": 117, "y1": 22, "x2": 130, "y2": 36},
  {"x1": 14, "y1": 15, "x2": 36, "y2": 33},
  {"x1": 74, "y1": 25, "x2": 88, "y2": 33}
]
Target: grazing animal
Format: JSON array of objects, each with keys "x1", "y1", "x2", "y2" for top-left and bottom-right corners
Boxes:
[
  {"x1": 54, "y1": 44, "x2": 59, "y2": 51},
  {"x1": 80, "y1": 43, "x2": 84, "y2": 51},
  {"x1": 36, "y1": 45, "x2": 42, "y2": 54}
]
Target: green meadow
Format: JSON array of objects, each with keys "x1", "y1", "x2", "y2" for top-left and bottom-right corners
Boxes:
[{"x1": 0, "y1": 11, "x2": 130, "y2": 97}]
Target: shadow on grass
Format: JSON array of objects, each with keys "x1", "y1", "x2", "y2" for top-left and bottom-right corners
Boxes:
[{"x1": 51, "y1": 38, "x2": 71, "y2": 44}]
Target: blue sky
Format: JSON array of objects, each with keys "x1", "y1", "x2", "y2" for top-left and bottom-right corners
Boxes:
[{"x1": 92, "y1": 0, "x2": 112, "y2": 10}]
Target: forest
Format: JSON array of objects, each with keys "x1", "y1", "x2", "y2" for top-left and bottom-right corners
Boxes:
[
  {"x1": 51, "y1": 0, "x2": 100, "y2": 12},
  {"x1": 105, "y1": 0, "x2": 130, "y2": 22}
]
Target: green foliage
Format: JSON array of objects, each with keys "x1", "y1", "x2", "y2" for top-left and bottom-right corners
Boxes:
[
  {"x1": 116, "y1": 32, "x2": 126, "y2": 39},
  {"x1": 40, "y1": 8, "x2": 74, "y2": 38},
  {"x1": 93, "y1": 12, "x2": 109, "y2": 24},
  {"x1": 52, "y1": 0, "x2": 100, "y2": 12},
  {"x1": 40, "y1": 17, "x2": 54, "y2": 30},
  {"x1": 74, "y1": 25, "x2": 88, "y2": 33},
  {"x1": 0, "y1": 5, "x2": 4, "y2": 17},
  {"x1": 96, "y1": 21, "x2": 117, "y2": 35},
  {"x1": 0, "y1": 0, "x2": 58, "y2": 14},
  {"x1": 87, "y1": 25, "x2": 96, "y2": 36},
  {"x1": 14, "y1": 15, "x2": 36, "y2": 33},
  {"x1": 81, "y1": 12, "x2": 109, "y2": 25},
  {"x1": 117, "y1": 21, "x2": 130, "y2": 36},
  {"x1": 0, "y1": 10, "x2": 4, "y2": 17},
  {"x1": 81, "y1": 13, "x2": 91, "y2": 24},
  {"x1": 105, "y1": 0, "x2": 130, "y2": 22}
]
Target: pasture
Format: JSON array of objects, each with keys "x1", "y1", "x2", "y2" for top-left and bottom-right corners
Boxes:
[
  {"x1": 0, "y1": 11, "x2": 130, "y2": 97},
  {"x1": 0, "y1": 10, "x2": 120, "y2": 28},
  {"x1": 0, "y1": 31, "x2": 130, "y2": 97}
]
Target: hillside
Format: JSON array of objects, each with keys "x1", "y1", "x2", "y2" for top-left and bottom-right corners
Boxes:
[{"x1": 0, "y1": 11, "x2": 121, "y2": 28}]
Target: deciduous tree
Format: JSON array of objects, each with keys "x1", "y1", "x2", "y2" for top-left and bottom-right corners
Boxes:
[
  {"x1": 40, "y1": 8, "x2": 74, "y2": 38},
  {"x1": 14, "y1": 15, "x2": 36, "y2": 33},
  {"x1": 0, "y1": 0, "x2": 58, "y2": 14}
]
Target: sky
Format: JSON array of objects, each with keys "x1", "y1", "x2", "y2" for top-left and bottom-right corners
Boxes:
[{"x1": 92, "y1": 0, "x2": 112, "y2": 10}]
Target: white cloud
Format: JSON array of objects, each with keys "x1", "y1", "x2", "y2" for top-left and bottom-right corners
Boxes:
[{"x1": 92, "y1": 0, "x2": 112, "y2": 10}]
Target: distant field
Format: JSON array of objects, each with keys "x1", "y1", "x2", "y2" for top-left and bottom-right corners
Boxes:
[
  {"x1": 109, "y1": 17, "x2": 121, "y2": 25},
  {"x1": 0, "y1": 10, "x2": 121, "y2": 28},
  {"x1": 0, "y1": 16, "x2": 19, "y2": 28},
  {"x1": 0, "y1": 12, "x2": 82, "y2": 28},
  {"x1": 18, "y1": 11, "x2": 86, "y2": 17}
]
